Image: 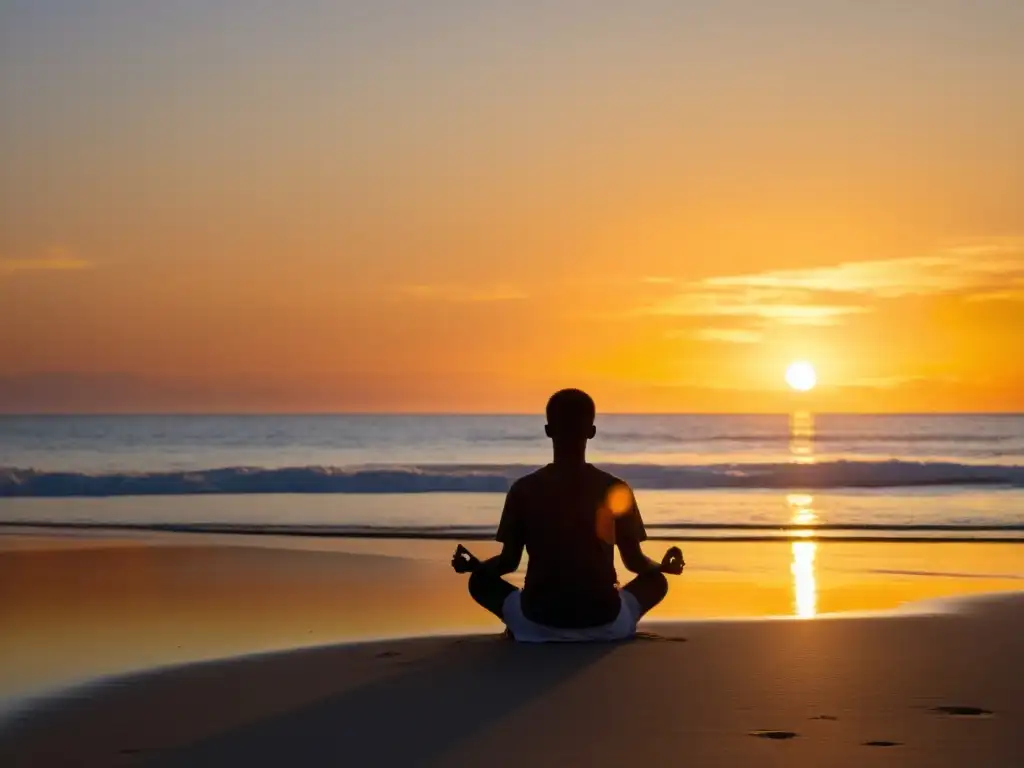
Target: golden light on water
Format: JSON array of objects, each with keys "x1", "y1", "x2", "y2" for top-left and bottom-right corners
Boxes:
[
  {"x1": 787, "y1": 494, "x2": 819, "y2": 619},
  {"x1": 788, "y1": 411, "x2": 816, "y2": 464},
  {"x1": 788, "y1": 493, "x2": 816, "y2": 525},
  {"x1": 785, "y1": 361, "x2": 817, "y2": 392},
  {"x1": 788, "y1": 413, "x2": 819, "y2": 617}
]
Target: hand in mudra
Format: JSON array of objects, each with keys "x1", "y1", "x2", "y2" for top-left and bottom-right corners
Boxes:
[
  {"x1": 660, "y1": 546, "x2": 685, "y2": 575},
  {"x1": 451, "y1": 544, "x2": 480, "y2": 574}
]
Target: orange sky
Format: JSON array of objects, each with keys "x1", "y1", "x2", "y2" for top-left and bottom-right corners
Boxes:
[{"x1": 1, "y1": 2, "x2": 1022, "y2": 413}]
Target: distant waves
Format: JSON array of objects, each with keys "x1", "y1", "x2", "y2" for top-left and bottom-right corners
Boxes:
[
  {"x1": 2, "y1": 460, "x2": 1023, "y2": 497},
  {"x1": 1, "y1": 519, "x2": 1022, "y2": 542}
]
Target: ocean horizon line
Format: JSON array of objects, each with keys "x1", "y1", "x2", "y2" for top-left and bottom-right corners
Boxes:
[{"x1": 3, "y1": 411, "x2": 1024, "y2": 418}]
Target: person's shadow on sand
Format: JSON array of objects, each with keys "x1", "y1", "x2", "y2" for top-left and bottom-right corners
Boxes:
[{"x1": 150, "y1": 638, "x2": 618, "y2": 767}]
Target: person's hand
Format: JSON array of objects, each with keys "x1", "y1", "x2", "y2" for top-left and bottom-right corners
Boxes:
[
  {"x1": 451, "y1": 544, "x2": 480, "y2": 574},
  {"x1": 660, "y1": 546, "x2": 685, "y2": 575}
]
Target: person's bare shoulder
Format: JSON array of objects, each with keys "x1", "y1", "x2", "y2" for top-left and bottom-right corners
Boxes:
[
  {"x1": 509, "y1": 465, "x2": 551, "y2": 493},
  {"x1": 586, "y1": 464, "x2": 630, "y2": 491}
]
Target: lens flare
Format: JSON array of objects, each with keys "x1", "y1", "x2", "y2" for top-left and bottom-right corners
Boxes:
[
  {"x1": 605, "y1": 484, "x2": 635, "y2": 517},
  {"x1": 596, "y1": 484, "x2": 634, "y2": 546}
]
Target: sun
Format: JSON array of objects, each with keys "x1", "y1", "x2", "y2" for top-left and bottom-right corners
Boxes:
[{"x1": 785, "y1": 361, "x2": 817, "y2": 392}]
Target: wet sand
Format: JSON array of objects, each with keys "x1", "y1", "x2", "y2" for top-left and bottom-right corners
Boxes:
[{"x1": 1, "y1": 531, "x2": 1022, "y2": 766}]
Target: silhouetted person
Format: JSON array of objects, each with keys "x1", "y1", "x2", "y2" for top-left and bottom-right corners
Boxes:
[{"x1": 452, "y1": 389, "x2": 684, "y2": 641}]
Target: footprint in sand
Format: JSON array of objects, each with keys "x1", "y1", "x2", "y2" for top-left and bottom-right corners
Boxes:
[
  {"x1": 750, "y1": 730, "x2": 798, "y2": 740},
  {"x1": 863, "y1": 740, "x2": 902, "y2": 747},
  {"x1": 932, "y1": 705, "x2": 993, "y2": 718}
]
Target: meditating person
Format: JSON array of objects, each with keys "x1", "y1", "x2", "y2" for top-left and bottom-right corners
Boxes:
[{"x1": 451, "y1": 388, "x2": 684, "y2": 641}]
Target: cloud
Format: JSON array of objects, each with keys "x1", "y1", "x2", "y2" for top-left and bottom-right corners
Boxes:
[
  {"x1": 844, "y1": 374, "x2": 965, "y2": 391},
  {"x1": 845, "y1": 375, "x2": 926, "y2": 389},
  {"x1": 0, "y1": 248, "x2": 92, "y2": 276},
  {"x1": 649, "y1": 285, "x2": 868, "y2": 326},
  {"x1": 397, "y1": 283, "x2": 527, "y2": 302},
  {"x1": 966, "y1": 288, "x2": 1024, "y2": 303},
  {"x1": 963, "y1": 273, "x2": 1024, "y2": 303},
  {"x1": 643, "y1": 238, "x2": 1024, "y2": 328},
  {"x1": 691, "y1": 328, "x2": 763, "y2": 344},
  {"x1": 703, "y1": 240, "x2": 1024, "y2": 299}
]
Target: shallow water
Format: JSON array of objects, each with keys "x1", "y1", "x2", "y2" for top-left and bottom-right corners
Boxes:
[{"x1": 3, "y1": 487, "x2": 1024, "y2": 542}]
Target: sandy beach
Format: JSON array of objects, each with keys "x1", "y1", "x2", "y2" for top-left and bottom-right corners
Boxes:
[
  {"x1": 2, "y1": 595, "x2": 1021, "y2": 767},
  {"x1": 1, "y1": 531, "x2": 1022, "y2": 766}
]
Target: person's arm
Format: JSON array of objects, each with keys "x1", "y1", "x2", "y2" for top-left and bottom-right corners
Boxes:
[
  {"x1": 615, "y1": 482, "x2": 685, "y2": 575},
  {"x1": 618, "y1": 536, "x2": 661, "y2": 575},
  {"x1": 476, "y1": 541, "x2": 524, "y2": 576},
  {"x1": 487, "y1": 479, "x2": 526, "y2": 574},
  {"x1": 620, "y1": 538, "x2": 685, "y2": 575},
  {"x1": 452, "y1": 480, "x2": 526, "y2": 576},
  {"x1": 451, "y1": 541, "x2": 523, "y2": 575}
]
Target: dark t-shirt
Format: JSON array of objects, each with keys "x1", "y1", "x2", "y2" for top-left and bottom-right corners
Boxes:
[{"x1": 496, "y1": 463, "x2": 647, "y2": 629}]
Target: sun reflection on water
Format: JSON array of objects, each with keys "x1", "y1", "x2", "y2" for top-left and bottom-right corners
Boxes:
[
  {"x1": 787, "y1": 409, "x2": 819, "y2": 617},
  {"x1": 788, "y1": 411, "x2": 816, "y2": 464},
  {"x1": 788, "y1": 495, "x2": 818, "y2": 618}
]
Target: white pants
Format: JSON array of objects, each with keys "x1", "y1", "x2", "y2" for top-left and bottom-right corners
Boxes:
[{"x1": 501, "y1": 590, "x2": 643, "y2": 643}]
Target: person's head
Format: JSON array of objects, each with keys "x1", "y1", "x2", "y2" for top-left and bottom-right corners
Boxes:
[{"x1": 544, "y1": 388, "x2": 597, "y2": 447}]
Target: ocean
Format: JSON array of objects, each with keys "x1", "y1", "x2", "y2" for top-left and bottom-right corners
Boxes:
[{"x1": 1, "y1": 414, "x2": 1023, "y2": 541}]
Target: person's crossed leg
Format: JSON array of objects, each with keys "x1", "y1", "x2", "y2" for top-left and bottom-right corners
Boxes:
[{"x1": 455, "y1": 544, "x2": 682, "y2": 634}]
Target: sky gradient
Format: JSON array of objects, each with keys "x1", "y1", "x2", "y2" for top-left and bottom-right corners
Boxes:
[{"x1": 2, "y1": 1, "x2": 1023, "y2": 412}]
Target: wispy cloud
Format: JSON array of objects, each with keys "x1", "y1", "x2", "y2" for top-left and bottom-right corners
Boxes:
[
  {"x1": 966, "y1": 288, "x2": 1024, "y2": 303},
  {"x1": 846, "y1": 374, "x2": 962, "y2": 389},
  {"x1": 0, "y1": 248, "x2": 92, "y2": 276},
  {"x1": 703, "y1": 240, "x2": 1024, "y2": 299},
  {"x1": 397, "y1": 283, "x2": 527, "y2": 303},
  {"x1": 649, "y1": 285, "x2": 868, "y2": 326},
  {"x1": 963, "y1": 272, "x2": 1024, "y2": 303},
  {"x1": 643, "y1": 239, "x2": 1024, "y2": 332},
  {"x1": 691, "y1": 328, "x2": 763, "y2": 344}
]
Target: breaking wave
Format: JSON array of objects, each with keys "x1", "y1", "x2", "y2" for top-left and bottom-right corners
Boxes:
[{"x1": 2, "y1": 460, "x2": 1023, "y2": 497}]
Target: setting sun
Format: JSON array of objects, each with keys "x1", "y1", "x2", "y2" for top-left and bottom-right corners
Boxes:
[{"x1": 785, "y1": 361, "x2": 817, "y2": 392}]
